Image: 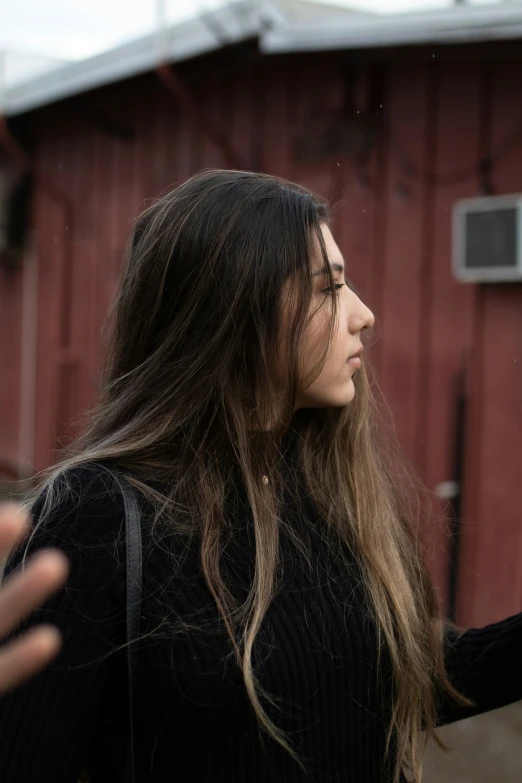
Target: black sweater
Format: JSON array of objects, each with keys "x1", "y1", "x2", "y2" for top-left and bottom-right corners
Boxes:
[{"x1": 0, "y1": 461, "x2": 521, "y2": 783}]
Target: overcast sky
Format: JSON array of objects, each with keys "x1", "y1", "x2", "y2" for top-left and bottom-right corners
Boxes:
[{"x1": 0, "y1": 0, "x2": 510, "y2": 89}]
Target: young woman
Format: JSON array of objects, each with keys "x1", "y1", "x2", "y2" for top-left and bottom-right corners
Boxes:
[{"x1": 0, "y1": 170, "x2": 520, "y2": 783}]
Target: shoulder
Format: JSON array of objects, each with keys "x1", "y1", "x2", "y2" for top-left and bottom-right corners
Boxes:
[
  {"x1": 2, "y1": 463, "x2": 136, "y2": 609},
  {"x1": 3, "y1": 465, "x2": 135, "y2": 655},
  {"x1": 26, "y1": 462, "x2": 130, "y2": 557},
  {"x1": 36, "y1": 461, "x2": 126, "y2": 503}
]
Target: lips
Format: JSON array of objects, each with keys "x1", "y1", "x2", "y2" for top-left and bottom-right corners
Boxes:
[{"x1": 347, "y1": 346, "x2": 364, "y2": 361}]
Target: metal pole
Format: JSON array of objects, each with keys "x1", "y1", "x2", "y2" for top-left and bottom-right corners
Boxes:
[
  {"x1": 0, "y1": 51, "x2": 6, "y2": 116},
  {"x1": 153, "y1": 0, "x2": 243, "y2": 169},
  {"x1": 446, "y1": 365, "x2": 467, "y2": 622},
  {"x1": 155, "y1": 0, "x2": 169, "y2": 63}
]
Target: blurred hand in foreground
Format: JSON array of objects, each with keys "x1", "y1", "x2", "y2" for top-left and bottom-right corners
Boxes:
[{"x1": 0, "y1": 503, "x2": 69, "y2": 693}]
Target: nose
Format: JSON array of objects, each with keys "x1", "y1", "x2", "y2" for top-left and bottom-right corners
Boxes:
[{"x1": 348, "y1": 290, "x2": 375, "y2": 334}]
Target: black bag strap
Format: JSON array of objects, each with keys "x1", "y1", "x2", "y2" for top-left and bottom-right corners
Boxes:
[{"x1": 96, "y1": 464, "x2": 142, "y2": 783}]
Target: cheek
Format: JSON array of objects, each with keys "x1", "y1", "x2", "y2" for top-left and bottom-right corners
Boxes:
[
  {"x1": 309, "y1": 306, "x2": 350, "y2": 381},
  {"x1": 300, "y1": 314, "x2": 330, "y2": 374}
]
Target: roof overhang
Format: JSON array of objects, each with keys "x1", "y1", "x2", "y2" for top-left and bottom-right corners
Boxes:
[
  {"x1": 261, "y1": 3, "x2": 522, "y2": 53},
  {"x1": 4, "y1": 1, "x2": 522, "y2": 117}
]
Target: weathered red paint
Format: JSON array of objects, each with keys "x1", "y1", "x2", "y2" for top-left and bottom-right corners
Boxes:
[{"x1": 1, "y1": 44, "x2": 521, "y2": 628}]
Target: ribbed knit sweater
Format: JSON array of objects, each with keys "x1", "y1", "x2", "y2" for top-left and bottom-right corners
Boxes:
[{"x1": 0, "y1": 459, "x2": 521, "y2": 783}]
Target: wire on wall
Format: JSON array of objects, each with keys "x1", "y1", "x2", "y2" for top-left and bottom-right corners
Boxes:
[{"x1": 386, "y1": 117, "x2": 522, "y2": 189}]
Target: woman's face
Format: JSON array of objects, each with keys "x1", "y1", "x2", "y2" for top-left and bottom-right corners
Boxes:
[{"x1": 295, "y1": 222, "x2": 375, "y2": 409}]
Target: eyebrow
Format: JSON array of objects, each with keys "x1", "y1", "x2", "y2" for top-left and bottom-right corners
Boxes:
[{"x1": 311, "y1": 262, "x2": 345, "y2": 277}]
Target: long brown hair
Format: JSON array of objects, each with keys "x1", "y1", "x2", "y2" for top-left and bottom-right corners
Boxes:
[{"x1": 25, "y1": 169, "x2": 470, "y2": 782}]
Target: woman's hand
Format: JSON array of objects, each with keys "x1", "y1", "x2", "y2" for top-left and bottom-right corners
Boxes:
[{"x1": 0, "y1": 503, "x2": 69, "y2": 693}]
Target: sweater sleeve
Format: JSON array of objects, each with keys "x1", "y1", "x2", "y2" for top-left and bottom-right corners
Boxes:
[
  {"x1": 0, "y1": 464, "x2": 128, "y2": 783},
  {"x1": 437, "y1": 611, "x2": 522, "y2": 726}
]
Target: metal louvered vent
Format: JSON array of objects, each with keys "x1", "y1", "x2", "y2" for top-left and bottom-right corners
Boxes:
[{"x1": 452, "y1": 194, "x2": 522, "y2": 283}]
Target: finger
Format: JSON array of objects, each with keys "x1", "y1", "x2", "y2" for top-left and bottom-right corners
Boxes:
[
  {"x1": 0, "y1": 504, "x2": 29, "y2": 553},
  {"x1": 0, "y1": 625, "x2": 62, "y2": 693},
  {"x1": 0, "y1": 550, "x2": 70, "y2": 637}
]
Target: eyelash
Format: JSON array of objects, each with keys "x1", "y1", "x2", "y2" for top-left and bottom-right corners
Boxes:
[{"x1": 321, "y1": 282, "x2": 346, "y2": 296}]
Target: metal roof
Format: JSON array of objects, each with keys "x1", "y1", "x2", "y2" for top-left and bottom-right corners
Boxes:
[
  {"x1": 4, "y1": 1, "x2": 522, "y2": 117},
  {"x1": 3, "y1": 1, "x2": 261, "y2": 116},
  {"x1": 261, "y1": 2, "x2": 522, "y2": 52}
]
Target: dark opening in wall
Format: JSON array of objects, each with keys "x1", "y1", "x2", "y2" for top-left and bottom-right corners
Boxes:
[{"x1": 0, "y1": 169, "x2": 33, "y2": 271}]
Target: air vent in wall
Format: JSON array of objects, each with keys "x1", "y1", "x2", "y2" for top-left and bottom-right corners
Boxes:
[{"x1": 452, "y1": 194, "x2": 522, "y2": 283}]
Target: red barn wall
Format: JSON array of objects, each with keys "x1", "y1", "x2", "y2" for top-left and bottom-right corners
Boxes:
[{"x1": 1, "y1": 42, "x2": 521, "y2": 628}]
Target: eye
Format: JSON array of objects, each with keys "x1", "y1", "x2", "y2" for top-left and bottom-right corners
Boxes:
[{"x1": 320, "y1": 282, "x2": 346, "y2": 296}]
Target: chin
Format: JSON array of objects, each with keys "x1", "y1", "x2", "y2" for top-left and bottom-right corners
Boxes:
[
  {"x1": 298, "y1": 379, "x2": 356, "y2": 409},
  {"x1": 323, "y1": 378, "x2": 356, "y2": 407},
  {"x1": 336, "y1": 382, "x2": 356, "y2": 405}
]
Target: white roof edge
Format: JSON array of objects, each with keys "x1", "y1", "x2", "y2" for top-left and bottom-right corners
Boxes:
[
  {"x1": 261, "y1": 3, "x2": 522, "y2": 53},
  {"x1": 5, "y1": 2, "x2": 522, "y2": 117},
  {"x1": 4, "y1": 0, "x2": 260, "y2": 117}
]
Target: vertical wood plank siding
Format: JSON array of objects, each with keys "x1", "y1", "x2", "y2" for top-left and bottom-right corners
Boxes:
[{"x1": 1, "y1": 44, "x2": 521, "y2": 626}]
